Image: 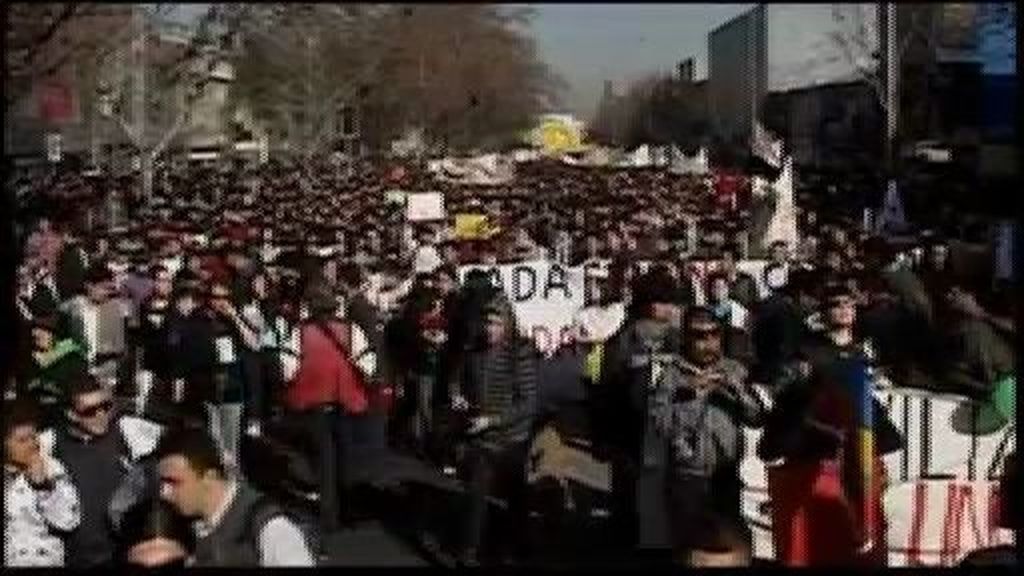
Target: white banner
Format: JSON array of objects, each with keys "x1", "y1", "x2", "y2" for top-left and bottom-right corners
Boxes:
[
  {"x1": 740, "y1": 386, "x2": 1016, "y2": 564},
  {"x1": 669, "y1": 146, "x2": 709, "y2": 175},
  {"x1": 459, "y1": 260, "x2": 585, "y2": 357},
  {"x1": 751, "y1": 122, "x2": 783, "y2": 168},
  {"x1": 430, "y1": 153, "x2": 515, "y2": 185},
  {"x1": 631, "y1": 259, "x2": 789, "y2": 304},
  {"x1": 406, "y1": 191, "x2": 445, "y2": 221},
  {"x1": 761, "y1": 156, "x2": 800, "y2": 249},
  {"x1": 46, "y1": 133, "x2": 62, "y2": 163}
]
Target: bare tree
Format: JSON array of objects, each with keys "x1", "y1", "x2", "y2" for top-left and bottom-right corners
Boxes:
[
  {"x1": 829, "y1": 3, "x2": 1015, "y2": 173},
  {"x1": 227, "y1": 4, "x2": 564, "y2": 164},
  {"x1": 4, "y1": 3, "x2": 136, "y2": 112},
  {"x1": 91, "y1": 4, "x2": 247, "y2": 202}
]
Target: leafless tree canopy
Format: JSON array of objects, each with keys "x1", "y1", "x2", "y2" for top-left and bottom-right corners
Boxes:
[
  {"x1": 227, "y1": 4, "x2": 566, "y2": 156},
  {"x1": 590, "y1": 73, "x2": 707, "y2": 151}
]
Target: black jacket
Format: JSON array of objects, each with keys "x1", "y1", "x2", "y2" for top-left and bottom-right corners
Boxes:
[
  {"x1": 751, "y1": 293, "x2": 809, "y2": 385},
  {"x1": 595, "y1": 318, "x2": 682, "y2": 463},
  {"x1": 757, "y1": 336, "x2": 903, "y2": 464},
  {"x1": 165, "y1": 311, "x2": 218, "y2": 406}
]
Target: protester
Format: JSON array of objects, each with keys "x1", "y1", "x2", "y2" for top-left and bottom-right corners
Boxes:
[
  {"x1": 9, "y1": 153, "x2": 1014, "y2": 567},
  {"x1": 154, "y1": 426, "x2": 316, "y2": 566},
  {"x1": 757, "y1": 282, "x2": 903, "y2": 566},
  {"x1": 61, "y1": 265, "x2": 123, "y2": 384},
  {"x1": 37, "y1": 375, "x2": 159, "y2": 568},
  {"x1": 718, "y1": 245, "x2": 760, "y2": 310},
  {"x1": 596, "y1": 267, "x2": 682, "y2": 554},
  {"x1": 18, "y1": 314, "x2": 90, "y2": 428},
  {"x1": 284, "y1": 283, "x2": 371, "y2": 538},
  {"x1": 164, "y1": 278, "x2": 218, "y2": 417},
  {"x1": 450, "y1": 291, "x2": 539, "y2": 566},
  {"x1": 655, "y1": 307, "x2": 764, "y2": 561},
  {"x1": 750, "y1": 267, "x2": 815, "y2": 386},
  {"x1": 207, "y1": 280, "x2": 251, "y2": 468},
  {"x1": 4, "y1": 398, "x2": 82, "y2": 568},
  {"x1": 704, "y1": 272, "x2": 754, "y2": 364}
]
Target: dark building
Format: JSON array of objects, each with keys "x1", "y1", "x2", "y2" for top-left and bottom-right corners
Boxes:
[{"x1": 763, "y1": 79, "x2": 882, "y2": 172}]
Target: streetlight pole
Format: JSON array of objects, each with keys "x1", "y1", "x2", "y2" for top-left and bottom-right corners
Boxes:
[
  {"x1": 134, "y1": 5, "x2": 151, "y2": 206},
  {"x1": 883, "y1": 1, "x2": 899, "y2": 179}
]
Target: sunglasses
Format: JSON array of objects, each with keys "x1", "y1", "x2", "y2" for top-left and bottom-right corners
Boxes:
[{"x1": 76, "y1": 399, "x2": 114, "y2": 418}]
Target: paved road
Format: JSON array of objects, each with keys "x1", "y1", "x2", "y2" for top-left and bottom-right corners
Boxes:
[{"x1": 321, "y1": 521, "x2": 432, "y2": 567}]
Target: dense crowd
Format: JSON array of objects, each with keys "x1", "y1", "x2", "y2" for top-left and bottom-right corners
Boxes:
[{"x1": 5, "y1": 157, "x2": 1016, "y2": 567}]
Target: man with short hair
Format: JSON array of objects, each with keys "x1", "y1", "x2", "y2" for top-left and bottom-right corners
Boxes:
[
  {"x1": 39, "y1": 375, "x2": 160, "y2": 568},
  {"x1": 654, "y1": 307, "x2": 763, "y2": 562},
  {"x1": 155, "y1": 426, "x2": 315, "y2": 566}
]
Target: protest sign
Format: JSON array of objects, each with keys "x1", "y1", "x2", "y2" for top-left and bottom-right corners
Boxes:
[
  {"x1": 739, "y1": 385, "x2": 1016, "y2": 564},
  {"x1": 385, "y1": 189, "x2": 407, "y2": 206},
  {"x1": 454, "y1": 213, "x2": 491, "y2": 240},
  {"x1": 632, "y1": 259, "x2": 787, "y2": 304},
  {"x1": 46, "y1": 133, "x2": 62, "y2": 163},
  {"x1": 406, "y1": 191, "x2": 445, "y2": 221},
  {"x1": 761, "y1": 156, "x2": 799, "y2": 250},
  {"x1": 751, "y1": 122, "x2": 784, "y2": 168},
  {"x1": 459, "y1": 260, "x2": 585, "y2": 357}
]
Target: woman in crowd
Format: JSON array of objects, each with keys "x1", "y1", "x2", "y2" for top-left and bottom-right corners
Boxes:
[{"x1": 4, "y1": 398, "x2": 82, "y2": 567}]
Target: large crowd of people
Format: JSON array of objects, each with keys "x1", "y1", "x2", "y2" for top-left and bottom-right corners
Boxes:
[{"x1": 5, "y1": 156, "x2": 1016, "y2": 567}]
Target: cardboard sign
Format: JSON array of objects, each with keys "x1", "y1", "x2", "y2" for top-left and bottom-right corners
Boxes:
[
  {"x1": 459, "y1": 260, "x2": 585, "y2": 357},
  {"x1": 406, "y1": 192, "x2": 445, "y2": 222}
]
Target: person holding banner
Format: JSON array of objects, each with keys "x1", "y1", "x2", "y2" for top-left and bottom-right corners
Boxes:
[{"x1": 757, "y1": 282, "x2": 903, "y2": 566}]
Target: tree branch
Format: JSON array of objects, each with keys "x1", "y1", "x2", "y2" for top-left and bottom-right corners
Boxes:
[{"x1": 17, "y1": 4, "x2": 82, "y2": 70}]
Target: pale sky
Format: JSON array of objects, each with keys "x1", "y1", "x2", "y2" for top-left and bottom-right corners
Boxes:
[{"x1": 525, "y1": 4, "x2": 755, "y2": 118}]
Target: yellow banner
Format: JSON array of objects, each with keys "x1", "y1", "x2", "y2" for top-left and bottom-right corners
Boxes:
[{"x1": 454, "y1": 213, "x2": 491, "y2": 240}]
